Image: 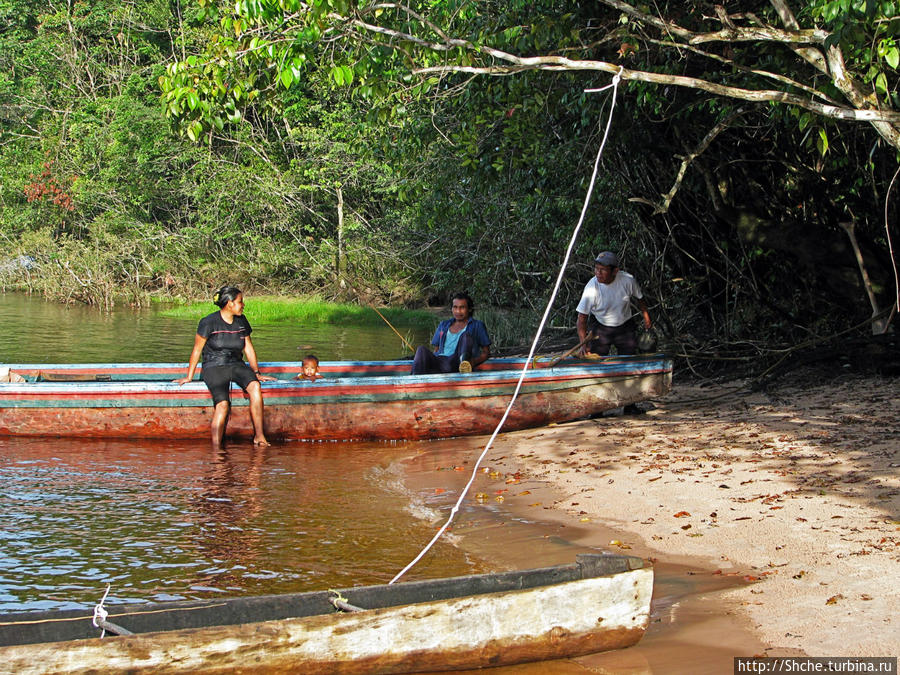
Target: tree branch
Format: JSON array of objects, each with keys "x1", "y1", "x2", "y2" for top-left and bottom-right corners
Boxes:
[
  {"x1": 631, "y1": 109, "x2": 747, "y2": 215},
  {"x1": 411, "y1": 59, "x2": 900, "y2": 123}
]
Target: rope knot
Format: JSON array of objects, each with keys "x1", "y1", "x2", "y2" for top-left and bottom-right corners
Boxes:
[
  {"x1": 93, "y1": 584, "x2": 112, "y2": 636},
  {"x1": 612, "y1": 65, "x2": 624, "y2": 86}
]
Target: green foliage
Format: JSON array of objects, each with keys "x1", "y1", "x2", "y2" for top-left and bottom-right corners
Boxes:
[
  {"x1": 161, "y1": 295, "x2": 435, "y2": 325},
  {"x1": 2, "y1": 0, "x2": 898, "y2": 371}
]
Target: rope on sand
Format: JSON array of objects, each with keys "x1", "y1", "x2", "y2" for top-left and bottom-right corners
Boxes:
[{"x1": 390, "y1": 68, "x2": 625, "y2": 585}]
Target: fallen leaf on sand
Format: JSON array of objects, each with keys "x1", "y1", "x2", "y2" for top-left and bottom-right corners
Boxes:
[
  {"x1": 674, "y1": 511, "x2": 691, "y2": 518},
  {"x1": 825, "y1": 594, "x2": 844, "y2": 605}
]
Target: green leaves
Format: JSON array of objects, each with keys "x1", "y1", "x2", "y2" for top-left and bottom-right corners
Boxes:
[{"x1": 329, "y1": 65, "x2": 354, "y2": 86}]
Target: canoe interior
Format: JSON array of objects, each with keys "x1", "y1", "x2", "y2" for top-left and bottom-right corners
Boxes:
[
  {"x1": 4, "y1": 355, "x2": 665, "y2": 383},
  {"x1": 0, "y1": 553, "x2": 645, "y2": 648}
]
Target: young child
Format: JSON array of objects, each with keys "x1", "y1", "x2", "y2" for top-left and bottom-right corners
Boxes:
[{"x1": 295, "y1": 354, "x2": 322, "y2": 381}]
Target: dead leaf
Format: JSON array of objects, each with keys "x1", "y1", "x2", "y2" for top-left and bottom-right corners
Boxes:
[
  {"x1": 825, "y1": 594, "x2": 844, "y2": 605},
  {"x1": 673, "y1": 511, "x2": 691, "y2": 518}
]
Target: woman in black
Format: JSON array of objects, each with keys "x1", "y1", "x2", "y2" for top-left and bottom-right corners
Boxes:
[{"x1": 175, "y1": 286, "x2": 272, "y2": 447}]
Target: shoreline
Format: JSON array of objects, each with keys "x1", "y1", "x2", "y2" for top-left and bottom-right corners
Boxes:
[{"x1": 402, "y1": 369, "x2": 898, "y2": 667}]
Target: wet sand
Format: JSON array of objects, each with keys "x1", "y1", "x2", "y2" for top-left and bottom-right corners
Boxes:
[
  {"x1": 402, "y1": 444, "x2": 766, "y2": 674},
  {"x1": 399, "y1": 370, "x2": 899, "y2": 672}
]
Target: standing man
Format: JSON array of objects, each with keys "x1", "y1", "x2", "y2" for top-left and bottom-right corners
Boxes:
[
  {"x1": 411, "y1": 291, "x2": 491, "y2": 375},
  {"x1": 576, "y1": 251, "x2": 651, "y2": 357}
]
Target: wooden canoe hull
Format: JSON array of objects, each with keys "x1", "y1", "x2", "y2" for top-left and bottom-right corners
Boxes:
[
  {"x1": 0, "y1": 555, "x2": 653, "y2": 674},
  {"x1": 0, "y1": 356, "x2": 672, "y2": 440}
]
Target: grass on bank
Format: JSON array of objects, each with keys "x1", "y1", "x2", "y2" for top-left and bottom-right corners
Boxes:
[
  {"x1": 158, "y1": 296, "x2": 559, "y2": 354},
  {"x1": 159, "y1": 296, "x2": 438, "y2": 327}
]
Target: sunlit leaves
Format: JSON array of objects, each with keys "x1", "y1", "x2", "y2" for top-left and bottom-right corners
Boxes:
[
  {"x1": 329, "y1": 65, "x2": 354, "y2": 86},
  {"x1": 817, "y1": 127, "x2": 830, "y2": 156}
]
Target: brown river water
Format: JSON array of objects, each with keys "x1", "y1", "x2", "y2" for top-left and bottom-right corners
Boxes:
[{"x1": 0, "y1": 293, "x2": 762, "y2": 673}]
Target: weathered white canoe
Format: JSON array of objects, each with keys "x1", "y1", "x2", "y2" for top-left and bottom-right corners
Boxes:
[{"x1": 0, "y1": 554, "x2": 653, "y2": 674}]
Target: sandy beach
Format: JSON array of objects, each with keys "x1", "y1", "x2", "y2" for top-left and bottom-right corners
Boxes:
[
  {"x1": 403, "y1": 368, "x2": 899, "y2": 670},
  {"x1": 469, "y1": 369, "x2": 899, "y2": 659}
]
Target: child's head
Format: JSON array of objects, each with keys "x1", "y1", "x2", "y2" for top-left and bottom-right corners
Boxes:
[{"x1": 301, "y1": 354, "x2": 319, "y2": 378}]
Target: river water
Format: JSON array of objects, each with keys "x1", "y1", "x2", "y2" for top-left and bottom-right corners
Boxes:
[{"x1": 0, "y1": 293, "x2": 477, "y2": 612}]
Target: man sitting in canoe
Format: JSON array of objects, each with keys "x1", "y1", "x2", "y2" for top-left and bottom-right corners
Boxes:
[{"x1": 411, "y1": 292, "x2": 491, "y2": 375}]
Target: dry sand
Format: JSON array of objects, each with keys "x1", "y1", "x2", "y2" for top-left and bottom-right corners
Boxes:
[{"x1": 465, "y1": 370, "x2": 899, "y2": 658}]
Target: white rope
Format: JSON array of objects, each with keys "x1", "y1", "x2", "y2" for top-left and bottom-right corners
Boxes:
[
  {"x1": 390, "y1": 69, "x2": 624, "y2": 585},
  {"x1": 92, "y1": 584, "x2": 111, "y2": 638}
]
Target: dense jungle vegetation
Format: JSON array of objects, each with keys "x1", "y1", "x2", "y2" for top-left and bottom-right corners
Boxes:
[{"x1": 1, "y1": 1, "x2": 897, "y2": 374}]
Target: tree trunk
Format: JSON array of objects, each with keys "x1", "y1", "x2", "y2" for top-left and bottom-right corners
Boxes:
[{"x1": 336, "y1": 186, "x2": 346, "y2": 290}]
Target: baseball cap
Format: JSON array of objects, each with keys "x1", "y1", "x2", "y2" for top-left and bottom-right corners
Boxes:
[{"x1": 594, "y1": 251, "x2": 619, "y2": 267}]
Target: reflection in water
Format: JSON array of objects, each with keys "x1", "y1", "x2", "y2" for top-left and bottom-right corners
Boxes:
[
  {"x1": 0, "y1": 438, "x2": 486, "y2": 612},
  {"x1": 190, "y1": 445, "x2": 267, "y2": 589},
  {"x1": 0, "y1": 292, "x2": 430, "y2": 363}
]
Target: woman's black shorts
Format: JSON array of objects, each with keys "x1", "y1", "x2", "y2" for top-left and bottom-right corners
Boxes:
[{"x1": 200, "y1": 363, "x2": 258, "y2": 405}]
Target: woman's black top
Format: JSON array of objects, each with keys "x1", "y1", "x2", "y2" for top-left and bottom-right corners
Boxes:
[{"x1": 197, "y1": 312, "x2": 252, "y2": 367}]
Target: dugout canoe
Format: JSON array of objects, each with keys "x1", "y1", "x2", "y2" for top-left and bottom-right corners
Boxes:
[
  {"x1": 0, "y1": 355, "x2": 672, "y2": 441},
  {"x1": 0, "y1": 553, "x2": 653, "y2": 674}
]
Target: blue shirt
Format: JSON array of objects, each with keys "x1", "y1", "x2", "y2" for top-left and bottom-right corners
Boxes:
[{"x1": 431, "y1": 318, "x2": 491, "y2": 356}]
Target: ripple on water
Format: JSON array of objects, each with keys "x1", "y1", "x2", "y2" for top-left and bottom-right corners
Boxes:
[{"x1": 0, "y1": 437, "x2": 486, "y2": 613}]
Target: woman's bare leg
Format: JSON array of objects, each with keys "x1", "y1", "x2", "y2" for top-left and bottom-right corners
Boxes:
[
  {"x1": 211, "y1": 400, "x2": 231, "y2": 447},
  {"x1": 246, "y1": 381, "x2": 270, "y2": 446}
]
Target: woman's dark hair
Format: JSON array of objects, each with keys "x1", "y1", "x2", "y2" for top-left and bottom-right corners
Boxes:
[
  {"x1": 451, "y1": 291, "x2": 474, "y2": 316},
  {"x1": 213, "y1": 285, "x2": 242, "y2": 308}
]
